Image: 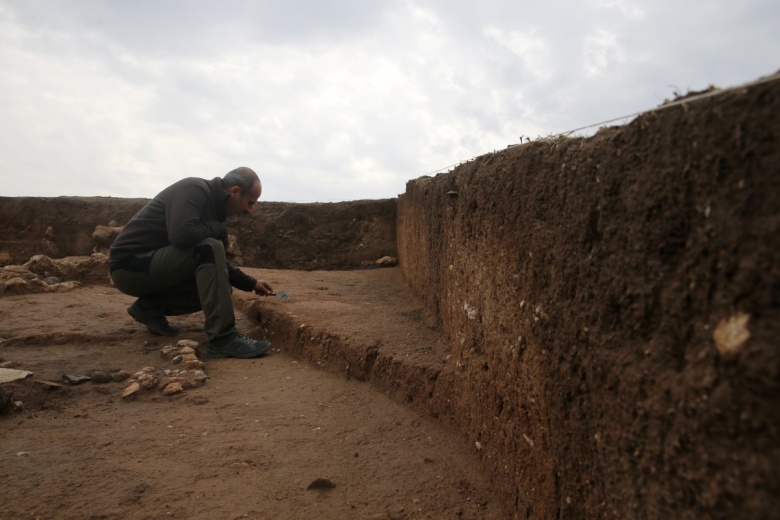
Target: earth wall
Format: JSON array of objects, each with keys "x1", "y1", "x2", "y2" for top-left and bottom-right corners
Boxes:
[
  {"x1": 396, "y1": 77, "x2": 780, "y2": 518},
  {"x1": 0, "y1": 198, "x2": 397, "y2": 271}
]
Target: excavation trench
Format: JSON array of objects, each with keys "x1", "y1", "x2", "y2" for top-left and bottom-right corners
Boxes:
[{"x1": 2, "y1": 73, "x2": 779, "y2": 519}]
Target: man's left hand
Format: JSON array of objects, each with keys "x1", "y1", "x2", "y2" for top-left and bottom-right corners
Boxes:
[{"x1": 253, "y1": 280, "x2": 274, "y2": 296}]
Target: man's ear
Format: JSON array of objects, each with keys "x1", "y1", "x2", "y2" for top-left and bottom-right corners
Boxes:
[{"x1": 229, "y1": 186, "x2": 241, "y2": 198}]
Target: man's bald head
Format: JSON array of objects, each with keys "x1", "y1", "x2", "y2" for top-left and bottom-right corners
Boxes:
[{"x1": 222, "y1": 167, "x2": 261, "y2": 195}]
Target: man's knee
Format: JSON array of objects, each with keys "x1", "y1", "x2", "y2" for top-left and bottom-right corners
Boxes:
[{"x1": 193, "y1": 238, "x2": 225, "y2": 266}]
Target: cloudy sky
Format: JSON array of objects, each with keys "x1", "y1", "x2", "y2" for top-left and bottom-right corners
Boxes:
[{"x1": 1, "y1": 1, "x2": 778, "y2": 202}]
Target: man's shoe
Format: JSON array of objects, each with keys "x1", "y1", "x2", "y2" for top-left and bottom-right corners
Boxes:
[
  {"x1": 207, "y1": 334, "x2": 272, "y2": 359},
  {"x1": 127, "y1": 301, "x2": 180, "y2": 337}
]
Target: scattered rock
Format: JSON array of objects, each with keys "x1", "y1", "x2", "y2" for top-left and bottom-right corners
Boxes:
[
  {"x1": 179, "y1": 353, "x2": 205, "y2": 370},
  {"x1": 122, "y1": 381, "x2": 141, "y2": 398},
  {"x1": 109, "y1": 369, "x2": 131, "y2": 382},
  {"x1": 533, "y1": 305, "x2": 550, "y2": 322},
  {"x1": 162, "y1": 382, "x2": 183, "y2": 396},
  {"x1": 180, "y1": 369, "x2": 209, "y2": 389},
  {"x1": 62, "y1": 374, "x2": 91, "y2": 385},
  {"x1": 375, "y1": 256, "x2": 397, "y2": 267},
  {"x1": 307, "y1": 478, "x2": 336, "y2": 491},
  {"x1": 87, "y1": 370, "x2": 112, "y2": 384},
  {"x1": 184, "y1": 359, "x2": 206, "y2": 370},
  {"x1": 0, "y1": 368, "x2": 33, "y2": 384},
  {"x1": 158, "y1": 375, "x2": 183, "y2": 388}
]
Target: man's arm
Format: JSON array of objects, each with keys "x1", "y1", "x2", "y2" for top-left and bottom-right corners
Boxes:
[{"x1": 227, "y1": 264, "x2": 273, "y2": 295}]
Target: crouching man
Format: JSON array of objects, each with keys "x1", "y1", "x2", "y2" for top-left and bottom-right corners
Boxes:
[{"x1": 109, "y1": 166, "x2": 273, "y2": 359}]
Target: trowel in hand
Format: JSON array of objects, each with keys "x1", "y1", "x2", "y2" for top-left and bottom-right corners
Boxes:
[{"x1": 269, "y1": 291, "x2": 290, "y2": 301}]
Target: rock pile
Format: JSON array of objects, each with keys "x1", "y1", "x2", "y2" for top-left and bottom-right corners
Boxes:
[
  {"x1": 0, "y1": 253, "x2": 108, "y2": 295},
  {"x1": 121, "y1": 339, "x2": 209, "y2": 399}
]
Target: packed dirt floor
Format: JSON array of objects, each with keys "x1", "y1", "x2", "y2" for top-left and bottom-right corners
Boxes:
[{"x1": 0, "y1": 268, "x2": 506, "y2": 519}]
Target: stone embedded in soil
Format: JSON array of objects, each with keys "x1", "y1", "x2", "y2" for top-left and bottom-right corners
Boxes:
[
  {"x1": 160, "y1": 340, "x2": 199, "y2": 361},
  {"x1": 184, "y1": 359, "x2": 205, "y2": 370},
  {"x1": 122, "y1": 381, "x2": 140, "y2": 398},
  {"x1": 136, "y1": 372, "x2": 160, "y2": 389},
  {"x1": 0, "y1": 368, "x2": 33, "y2": 384},
  {"x1": 375, "y1": 255, "x2": 397, "y2": 267},
  {"x1": 162, "y1": 382, "x2": 183, "y2": 396},
  {"x1": 713, "y1": 312, "x2": 751, "y2": 360},
  {"x1": 109, "y1": 369, "x2": 131, "y2": 382},
  {"x1": 87, "y1": 371, "x2": 112, "y2": 384},
  {"x1": 180, "y1": 353, "x2": 205, "y2": 370},
  {"x1": 179, "y1": 369, "x2": 208, "y2": 389}
]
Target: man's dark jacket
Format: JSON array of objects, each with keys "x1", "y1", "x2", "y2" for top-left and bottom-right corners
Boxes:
[{"x1": 109, "y1": 177, "x2": 256, "y2": 291}]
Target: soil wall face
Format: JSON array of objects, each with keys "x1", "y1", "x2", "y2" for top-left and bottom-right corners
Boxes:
[
  {"x1": 231, "y1": 200, "x2": 397, "y2": 270},
  {"x1": 0, "y1": 198, "x2": 397, "y2": 271},
  {"x1": 397, "y1": 78, "x2": 780, "y2": 518},
  {"x1": 0, "y1": 197, "x2": 148, "y2": 261}
]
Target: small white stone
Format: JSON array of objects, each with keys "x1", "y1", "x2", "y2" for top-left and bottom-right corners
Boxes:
[{"x1": 713, "y1": 313, "x2": 750, "y2": 360}]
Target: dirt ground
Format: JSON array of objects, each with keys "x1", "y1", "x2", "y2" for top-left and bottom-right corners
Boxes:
[{"x1": 0, "y1": 268, "x2": 506, "y2": 520}]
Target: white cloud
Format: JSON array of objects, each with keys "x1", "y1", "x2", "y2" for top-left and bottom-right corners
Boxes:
[
  {"x1": 583, "y1": 30, "x2": 626, "y2": 78},
  {"x1": 0, "y1": 0, "x2": 778, "y2": 201},
  {"x1": 484, "y1": 27, "x2": 554, "y2": 82}
]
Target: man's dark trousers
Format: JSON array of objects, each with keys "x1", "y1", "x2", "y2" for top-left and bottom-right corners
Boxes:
[{"x1": 110, "y1": 238, "x2": 237, "y2": 346}]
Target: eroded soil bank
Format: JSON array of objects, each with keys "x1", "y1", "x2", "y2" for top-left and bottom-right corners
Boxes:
[{"x1": 398, "y1": 74, "x2": 780, "y2": 518}]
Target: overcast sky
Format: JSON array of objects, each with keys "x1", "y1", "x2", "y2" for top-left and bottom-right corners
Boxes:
[{"x1": 1, "y1": 1, "x2": 778, "y2": 202}]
